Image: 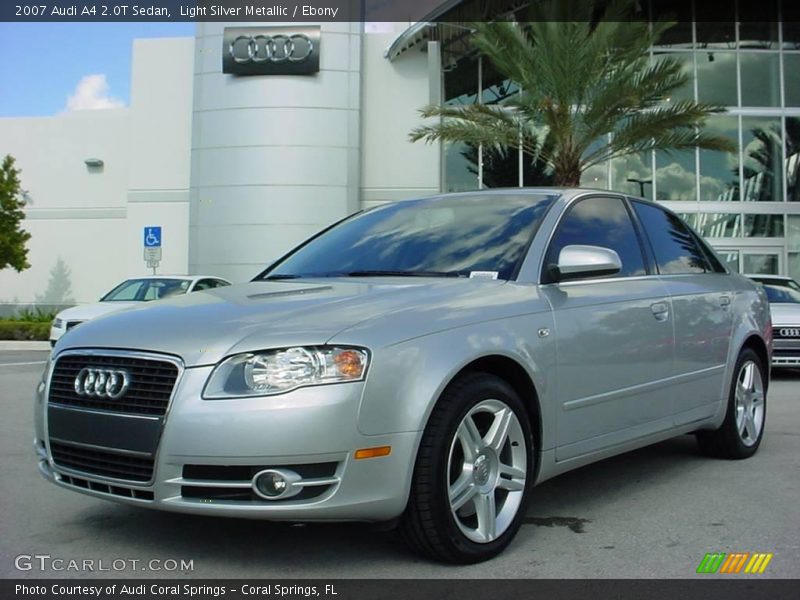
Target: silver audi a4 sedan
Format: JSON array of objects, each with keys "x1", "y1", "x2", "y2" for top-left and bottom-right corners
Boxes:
[{"x1": 35, "y1": 189, "x2": 771, "y2": 563}]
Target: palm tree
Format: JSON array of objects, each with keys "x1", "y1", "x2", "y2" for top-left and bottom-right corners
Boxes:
[{"x1": 410, "y1": 0, "x2": 736, "y2": 187}]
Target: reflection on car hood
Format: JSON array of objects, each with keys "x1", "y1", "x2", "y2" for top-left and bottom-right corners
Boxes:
[
  {"x1": 55, "y1": 302, "x2": 140, "y2": 322},
  {"x1": 770, "y1": 303, "x2": 800, "y2": 326},
  {"x1": 54, "y1": 279, "x2": 533, "y2": 366}
]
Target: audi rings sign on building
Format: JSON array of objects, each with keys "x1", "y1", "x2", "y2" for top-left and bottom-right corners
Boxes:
[
  {"x1": 222, "y1": 27, "x2": 320, "y2": 76},
  {"x1": 74, "y1": 367, "x2": 131, "y2": 399}
]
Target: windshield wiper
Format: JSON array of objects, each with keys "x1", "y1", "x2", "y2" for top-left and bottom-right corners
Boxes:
[
  {"x1": 261, "y1": 270, "x2": 465, "y2": 280},
  {"x1": 261, "y1": 273, "x2": 304, "y2": 280},
  {"x1": 344, "y1": 270, "x2": 464, "y2": 278}
]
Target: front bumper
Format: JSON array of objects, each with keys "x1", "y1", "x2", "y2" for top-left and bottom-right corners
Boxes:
[
  {"x1": 36, "y1": 362, "x2": 418, "y2": 522},
  {"x1": 771, "y1": 335, "x2": 800, "y2": 368}
]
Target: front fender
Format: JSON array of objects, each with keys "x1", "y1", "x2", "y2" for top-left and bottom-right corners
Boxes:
[{"x1": 340, "y1": 313, "x2": 557, "y2": 449}]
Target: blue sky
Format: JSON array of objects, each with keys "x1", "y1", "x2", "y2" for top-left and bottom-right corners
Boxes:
[{"x1": 0, "y1": 23, "x2": 194, "y2": 117}]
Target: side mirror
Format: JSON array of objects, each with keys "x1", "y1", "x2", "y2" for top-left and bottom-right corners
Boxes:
[{"x1": 551, "y1": 245, "x2": 622, "y2": 282}]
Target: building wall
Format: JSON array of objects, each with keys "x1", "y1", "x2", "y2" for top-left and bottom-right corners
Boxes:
[
  {"x1": 0, "y1": 37, "x2": 194, "y2": 310},
  {"x1": 188, "y1": 22, "x2": 364, "y2": 284},
  {"x1": 360, "y1": 32, "x2": 440, "y2": 209}
]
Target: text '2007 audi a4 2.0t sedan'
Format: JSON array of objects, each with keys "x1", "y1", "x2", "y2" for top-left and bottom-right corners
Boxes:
[{"x1": 35, "y1": 189, "x2": 771, "y2": 563}]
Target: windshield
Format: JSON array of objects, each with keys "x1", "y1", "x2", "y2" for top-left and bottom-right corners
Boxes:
[
  {"x1": 257, "y1": 194, "x2": 558, "y2": 281},
  {"x1": 761, "y1": 284, "x2": 800, "y2": 304},
  {"x1": 101, "y1": 279, "x2": 192, "y2": 302}
]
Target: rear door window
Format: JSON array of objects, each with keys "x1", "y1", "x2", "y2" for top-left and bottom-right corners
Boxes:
[{"x1": 632, "y1": 201, "x2": 711, "y2": 275}]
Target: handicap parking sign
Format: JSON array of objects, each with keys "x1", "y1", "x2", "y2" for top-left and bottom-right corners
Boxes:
[{"x1": 144, "y1": 226, "x2": 162, "y2": 248}]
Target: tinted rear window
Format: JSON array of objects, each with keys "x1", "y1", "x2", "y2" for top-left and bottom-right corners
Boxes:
[{"x1": 632, "y1": 202, "x2": 711, "y2": 275}]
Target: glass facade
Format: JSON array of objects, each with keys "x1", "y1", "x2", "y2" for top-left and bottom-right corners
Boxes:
[{"x1": 439, "y1": 0, "x2": 800, "y2": 276}]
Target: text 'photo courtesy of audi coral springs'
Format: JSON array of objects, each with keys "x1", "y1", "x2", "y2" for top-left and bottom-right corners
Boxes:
[{"x1": 35, "y1": 189, "x2": 772, "y2": 563}]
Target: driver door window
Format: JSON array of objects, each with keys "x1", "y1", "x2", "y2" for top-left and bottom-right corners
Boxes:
[{"x1": 544, "y1": 196, "x2": 648, "y2": 281}]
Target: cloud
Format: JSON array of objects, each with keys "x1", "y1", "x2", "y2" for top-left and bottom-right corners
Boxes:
[{"x1": 63, "y1": 74, "x2": 124, "y2": 112}]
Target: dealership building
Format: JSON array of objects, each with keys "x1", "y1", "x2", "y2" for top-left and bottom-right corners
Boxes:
[{"x1": 1, "y1": 0, "x2": 799, "y2": 307}]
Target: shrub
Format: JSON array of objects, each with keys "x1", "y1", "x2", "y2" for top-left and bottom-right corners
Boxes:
[{"x1": 0, "y1": 321, "x2": 50, "y2": 341}]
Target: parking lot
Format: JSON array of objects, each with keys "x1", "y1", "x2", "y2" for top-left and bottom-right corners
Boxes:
[{"x1": 1, "y1": 349, "x2": 798, "y2": 579}]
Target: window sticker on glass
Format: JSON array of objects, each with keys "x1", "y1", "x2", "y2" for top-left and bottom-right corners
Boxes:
[{"x1": 470, "y1": 271, "x2": 499, "y2": 279}]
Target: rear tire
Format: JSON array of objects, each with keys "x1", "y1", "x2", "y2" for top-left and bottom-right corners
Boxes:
[
  {"x1": 400, "y1": 373, "x2": 534, "y2": 563},
  {"x1": 697, "y1": 348, "x2": 767, "y2": 459}
]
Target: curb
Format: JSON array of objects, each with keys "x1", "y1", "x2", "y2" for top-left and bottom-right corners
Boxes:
[{"x1": 0, "y1": 341, "x2": 51, "y2": 351}]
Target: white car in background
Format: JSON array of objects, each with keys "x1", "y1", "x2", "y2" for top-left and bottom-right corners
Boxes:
[
  {"x1": 49, "y1": 276, "x2": 231, "y2": 346},
  {"x1": 748, "y1": 275, "x2": 800, "y2": 368}
]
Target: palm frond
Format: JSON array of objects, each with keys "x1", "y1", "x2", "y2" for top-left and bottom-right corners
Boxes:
[{"x1": 409, "y1": 0, "x2": 735, "y2": 185}]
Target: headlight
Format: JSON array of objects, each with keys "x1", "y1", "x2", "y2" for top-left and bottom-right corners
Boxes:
[
  {"x1": 203, "y1": 346, "x2": 369, "y2": 399},
  {"x1": 52, "y1": 318, "x2": 63, "y2": 328}
]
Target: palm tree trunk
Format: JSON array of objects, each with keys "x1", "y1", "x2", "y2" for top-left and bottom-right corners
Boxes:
[{"x1": 553, "y1": 156, "x2": 582, "y2": 187}]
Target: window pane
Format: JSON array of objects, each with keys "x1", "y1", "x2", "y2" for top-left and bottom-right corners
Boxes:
[
  {"x1": 699, "y1": 115, "x2": 740, "y2": 201},
  {"x1": 633, "y1": 201, "x2": 710, "y2": 274},
  {"x1": 547, "y1": 197, "x2": 646, "y2": 277},
  {"x1": 444, "y1": 55, "x2": 478, "y2": 104},
  {"x1": 696, "y1": 51, "x2": 737, "y2": 106},
  {"x1": 789, "y1": 215, "x2": 800, "y2": 253},
  {"x1": 788, "y1": 117, "x2": 800, "y2": 201},
  {"x1": 479, "y1": 146, "x2": 525, "y2": 188},
  {"x1": 443, "y1": 55, "x2": 479, "y2": 193},
  {"x1": 743, "y1": 214, "x2": 785, "y2": 237},
  {"x1": 740, "y1": 54, "x2": 781, "y2": 107},
  {"x1": 693, "y1": 213, "x2": 742, "y2": 237},
  {"x1": 743, "y1": 254, "x2": 779, "y2": 274},
  {"x1": 655, "y1": 150, "x2": 697, "y2": 201},
  {"x1": 739, "y1": 0, "x2": 779, "y2": 49},
  {"x1": 741, "y1": 117, "x2": 783, "y2": 202},
  {"x1": 789, "y1": 253, "x2": 800, "y2": 281},
  {"x1": 582, "y1": 162, "x2": 608, "y2": 190},
  {"x1": 611, "y1": 153, "x2": 653, "y2": 199},
  {"x1": 785, "y1": 55, "x2": 800, "y2": 107},
  {"x1": 444, "y1": 143, "x2": 477, "y2": 193},
  {"x1": 716, "y1": 249, "x2": 741, "y2": 272},
  {"x1": 654, "y1": 52, "x2": 694, "y2": 103}
]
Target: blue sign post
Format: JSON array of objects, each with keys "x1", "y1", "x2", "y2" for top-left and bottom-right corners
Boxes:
[{"x1": 143, "y1": 226, "x2": 162, "y2": 274}]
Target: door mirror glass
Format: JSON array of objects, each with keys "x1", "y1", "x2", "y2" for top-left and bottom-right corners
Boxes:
[{"x1": 553, "y1": 245, "x2": 622, "y2": 281}]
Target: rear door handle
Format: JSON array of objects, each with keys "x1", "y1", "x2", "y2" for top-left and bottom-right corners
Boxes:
[
  {"x1": 719, "y1": 295, "x2": 731, "y2": 309},
  {"x1": 651, "y1": 302, "x2": 670, "y2": 322}
]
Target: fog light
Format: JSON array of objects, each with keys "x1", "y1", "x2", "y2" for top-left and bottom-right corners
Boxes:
[{"x1": 252, "y1": 469, "x2": 301, "y2": 500}]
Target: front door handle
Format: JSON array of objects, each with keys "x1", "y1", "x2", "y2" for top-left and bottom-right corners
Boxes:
[
  {"x1": 719, "y1": 295, "x2": 731, "y2": 309},
  {"x1": 651, "y1": 301, "x2": 670, "y2": 322}
]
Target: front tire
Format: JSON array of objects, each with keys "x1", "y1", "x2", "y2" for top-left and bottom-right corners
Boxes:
[
  {"x1": 400, "y1": 373, "x2": 534, "y2": 563},
  {"x1": 697, "y1": 348, "x2": 767, "y2": 459}
]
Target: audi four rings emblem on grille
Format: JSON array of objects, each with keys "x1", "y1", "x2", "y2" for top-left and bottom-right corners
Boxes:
[
  {"x1": 229, "y1": 34, "x2": 313, "y2": 64},
  {"x1": 779, "y1": 328, "x2": 800, "y2": 337},
  {"x1": 73, "y1": 368, "x2": 130, "y2": 399}
]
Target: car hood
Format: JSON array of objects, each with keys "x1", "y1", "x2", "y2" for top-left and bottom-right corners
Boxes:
[
  {"x1": 56, "y1": 302, "x2": 140, "y2": 322},
  {"x1": 55, "y1": 278, "x2": 526, "y2": 366},
  {"x1": 770, "y1": 303, "x2": 800, "y2": 326}
]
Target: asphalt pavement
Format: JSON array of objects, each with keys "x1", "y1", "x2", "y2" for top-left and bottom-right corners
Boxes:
[{"x1": 1, "y1": 350, "x2": 798, "y2": 579}]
